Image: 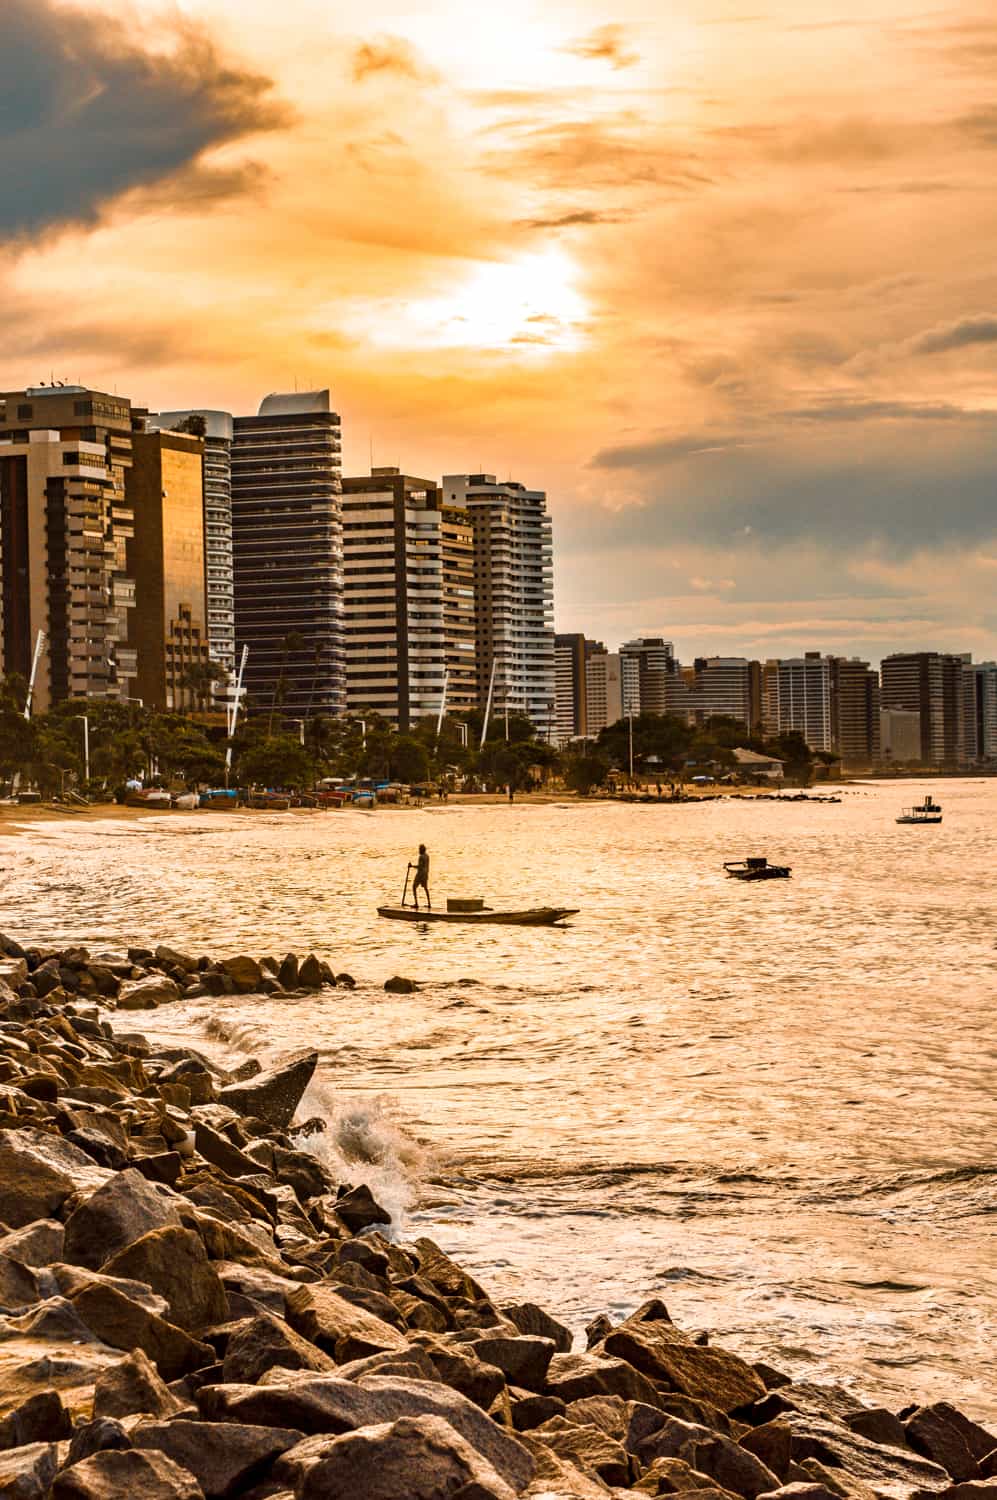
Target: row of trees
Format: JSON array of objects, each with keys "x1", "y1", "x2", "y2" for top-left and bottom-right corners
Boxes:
[{"x1": 0, "y1": 673, "x2": 827, "y2": 798}]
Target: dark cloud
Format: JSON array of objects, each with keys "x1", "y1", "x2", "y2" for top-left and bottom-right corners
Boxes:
[
  {"x1": 563, "y1": 25, "x2": 640, "y2": 70},
  {"x1": 911, "y1": 314, "x2": 997, "y2": 355},
  {"x1": 587, "y1": 422, "x2": 997, "y2": 557},
  {"x1": 592, "y1": 434, "x2": 744, "y2": 468},
  {"x1": 352, "y1": 36, "x2": 437, "y2": 84},
  {"x1": 0, "y1": 0, "x2": 289, "y2": 239},
  {"x1": 519, "y1": 209, "x2": 626, "y2": 229},
  {"x1": 779, "y1": 398, "x2": 997, "y2": 423}
]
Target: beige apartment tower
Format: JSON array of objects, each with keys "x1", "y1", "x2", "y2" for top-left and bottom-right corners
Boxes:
[{"x1": 0, "y1": 386, "x2": 137, "y2": 711}]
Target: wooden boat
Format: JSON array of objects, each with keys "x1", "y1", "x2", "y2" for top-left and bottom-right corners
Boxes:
[
  {"x1": 897, "y1": 796, "x2": 942, "y2": 825},
  {"x1": 378, "y1": 905, "x2": 578, "y2": 926},
  {"x1": 724, "y1": 857, "x2": 792, "y2": 881}
]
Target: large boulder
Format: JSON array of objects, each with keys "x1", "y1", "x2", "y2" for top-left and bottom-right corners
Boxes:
[
  {"x1": 102, "y1": 1227, "x2": 227, "y2": 1334},
  {"x1": 218, "y1": 1051, "x2": 317, "y2": 1131},
  {"x1": 782, "y1": 1412, "x2": 953, "y2": 1499},
  {"x1": 544, "y1": 1351, "x2": 661, "y2": 1407},
  {"x1": 502, "y1": 1300, "x2": 573, "y2": 1353},
  {"x1": 333, "y1": 1184, "x2": 391, "y2": 1234},
  {"x1": 535, "y1": 1415, "x2": 631, "y2": 1486},
  {"x1": 65, "y1": 1280, "x2": 214, "y2": 1381},
  {"x1": 472, "y1": 1334, "x2": 556, "y2": 1393},
  {"x1": 0, "y1": 1254, "x2": 40, "y2": 1310},
  {"x1": 92, "y1": 1349, "x2": 191, "y2": 1421},
  {"x1": 132, "y1": 1419, "x2": 302, "y2": 1499},
  {"x1": 117, "y1": 976, "x2": 182, "y2": 1010},
  {"x1": 219, "y1": 957, "x2": 261, "y2": 994},
  {"x1": 294, "y1": 1414, "x2": 517, "y2": 1500},
  {"x1": 0, "y1": 1129, "x2": 110, "y2": 1228},
  {"x1": 905, "y1": 1406, "x2": 997, "y2": 1479},
  {"x1": 284, "y1": 1283, "x2": 408, "y2": 1362},
  {"x1": 0, "y1": 1390, "x2": 72, "y2": 1451},
  {"x1": 49, "y1": 1448, "x2": 203, "y2": 1499},
  {"x1": 0, "y1": 1441, "x2": 59, "y2": 1499},
  {"x1": 63, "y1": 1170, "x2": 181, "y2": 1271},
  {"x1": 0, "y1": 1220, "x2": 64, "y2": 1268},
  {"x1": 602, "y1": 1317, "x2": 765, "y2": 1415},
  {"x1": 221, "y1": 1311, "x2": 335, "y2": 1385}
]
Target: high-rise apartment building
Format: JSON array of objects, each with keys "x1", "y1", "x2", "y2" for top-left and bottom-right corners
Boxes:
[
  {"x1": 619, "y1": 637, "x2": 674, "y2": 716},
  {"x1": 442, "y1": 474, "x2": 554, "y2": 733},
  {"x1": 776, "y1": 653, "x2": 833, "y2": 751},
  {"x1": 880, "y1": 708, "x2": 921, "y2": 764},
  {"x1": 231, "y1": 392, "x2": 344, "y2": 721},
  {"x1": 341, "y1": 468, "x2": 445, "y2": 729},
  {"x1": 154, "y1": 409, "x2": 235, "y2": 681},
  {"x1": 880, "y1": 651, "x2": 967, "y2": 766},
  {"x1": 689, "y1": 657, "x2": 761, "y2": 728},
  {"x1": 125, "y1": 429, "x2": 210, "y2": 711},
  {"x1": 968, "y1": 662, "x2": 997, "y2": 762},
  {"x1": 554, "y1": 633, "x2": 591, "y2": 743},
  {"x1": 0, "y1": 386, "x2": 137, "y2": 710},
  {"x1": 830, "y1": 657, "x2": 880, "y2": 766},
  {"x1": 440, "y1": 503, "x2": 477, "y2": 717},
  {"x1": 585, "y1": 650, "x2": 625, "y2": 736}
]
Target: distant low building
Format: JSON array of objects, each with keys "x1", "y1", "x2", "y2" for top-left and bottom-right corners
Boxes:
[{"x1": 733, "y1": 747, "x2": 784, "y2": 781}]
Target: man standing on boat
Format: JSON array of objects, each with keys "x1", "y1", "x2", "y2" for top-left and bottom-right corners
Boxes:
[{"x1": 411, "y1": 843, "x2": 431, "y2": 910}]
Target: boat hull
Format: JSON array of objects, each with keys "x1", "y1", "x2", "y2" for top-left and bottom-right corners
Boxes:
[
  {"x1": 378, "y1": 906, "x2": 578, "y2": 926},
  {"x1": 896, "y1": 816, "x2": 942, "y2": 824},
  {"x1": 725, "y1": 868, "x2": 791, "y2": 880}
]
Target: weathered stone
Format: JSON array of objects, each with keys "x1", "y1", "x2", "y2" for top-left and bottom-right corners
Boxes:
[
  {"x1": 411, "y1": 1237, "x2": 489, "y2": 1301},
  {"x1": 509, "y1": 1392, "x2": 566, "y2": 1431},
  {"x1": 518, "y1": 1431, "x2": 610, "y2": 1498},
  {"x1": 66, "y1": 1281, "x2": 214, "y2": 1381},
  {"x1": 155, "y1": 946, "x2": 198, "y2": 973},
  {"x1": 0, "y1": 1390, "x2": 71, "y2": 1451},
  {"x1": 219, "y1": 957, "x2": 261, "y2": 994},
  {"x1": 740, "y1": 1421, "x2": 794, "y2": 1481},
  {"x1": 906, "y1": 1406, "x2": 997, "y2": 1477},
  {"x1": 117, "y1": 976, "x2": 182, "y2": 1010},
  {"x1": 62, "y1": 1418, "x2": 132, "y2": 1468},
  {"x1": 333, "y1": 1183, "x2": 391, "y2": 1233},
  {"x1": 748, "y1": 1385, "x2": 867, "y2": 1427},
  {"x1": 93, "y1": 1348, "x2": 191, "y2": 1420},
  {"x1": 285, "y1": 1283, "x2": 408, "y2": 1361},
  {"x1": 544, "y1": 1351, "x2": 661, "y2": 1407},
  {"x1": 0, "y1": 1129, "x2": 110, "y2": 1228},
  {"x1": 277, "y1": 955, "x2": 299, "y2": 990},
  {"x1": 295, "y1": 1414, "x2": 517, "y2": 1500},
  {"x1": 0, "y1": 1441, "x2": 59, "y2": 1499},
  {"x1": 603, "y1": 1318, "x2": 765, "y2": 1415},
  {"x1": 0, "y1": 1255, "x2": 40, "y2": 1311},
  {"x1": 757, "y1": 1485, "x2": 846, "y2": 1500},
  {"x1": 680, "y1": 1427, "x2": 783, "y2": 1499},
  {"x1": 63, "y1": 1169, "x2": 181, "y2": 1270},
  {"x1": 191, "y1": 1123, "x2": 261, "y2": 1181},
  {"x1": 782, "y1": 1412, "x2": 952, "y2": 1499},
  {"x1": 102, "y1": 1227, "x2": 227, "y2": 1334},
  {"x1": 132, "y1": 1419, "x2": 301, "y2": 1498},
  {"x1": 502, "y1": 1300, "x2": 573, "y2": 1354},
  {"x1": 412, "y1": 1338, "x2": 506, "y2": 1409},
  {"x1": 537, "y1": 1414, "x2": 631, "y2": 1486},
  {"x1": 0, "y1": 1221, "x2": 63, "y2": 1269},
  {"x1": 297, "y1": 955, "x2": 323, "y2": 990},
  {"x1": 130, "y1": 1153, "x2": 183, "y2": 1187},
  {"x1": 845, "y1": 1409, "x2": 909, "y2": 1450},
  {"x1": 217, "y1": 1051, "x2": 317, "y2": 1131},
  {"x1": 49, "y1": 1448, "x2": 204, "y2": 1499},
  {"x1": 384, "y1": 975, "x2": 418, "y2": 993},
  {"x1": 221, "y1": 1311, "x2": 335, "y2": 1385},
  {"x1": 473, "y1": 1334, "x2": 556, "y2": 1393}
]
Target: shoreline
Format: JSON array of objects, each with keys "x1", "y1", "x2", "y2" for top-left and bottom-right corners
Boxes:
[{"x1": 0, "y1": 930, "x2": 995, "y2": 1498}]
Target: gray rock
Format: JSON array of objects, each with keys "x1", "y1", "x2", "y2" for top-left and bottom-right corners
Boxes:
[
  {"x1": 63, "y1": 1169, "x2": 181, "y2": 1271},
  {"x1": 502, "y1": 1300, "x2": 573, "y2": 1354},
  {"x1": 0, "y1": 1391, "x2": 71, "y2": 1452},
  {"x1": 0, "y1": 1129, "x2": 110, "y2": 1228},
  {"x1": 284, "y1": 1283, "x2": 408, "y2": 1361},
  {"x1": 0, "y1": 1441, "x2": 59, "y2": 1499},
  {"x1": 544, "y1": 1351, "x2": 661, "y2": 1407},
  {"x1": 297, "y1": 955, "x2": 323, "y2": 990},
  {"x1": 906, "y1": 1406, "x2": 997, "y2": 1476},
  {"x1": 472, "y1": 1334, "x2": 556, "y2": 1393},
  {"x1": 535, "y1": 1414, "x2": 631, "y2": 1486},
  {"x1": 0, "y1": 1221, "x2": 64, "y2": 1269},
  {"x1": 117, "y1": 976, "x2": 182, "y2": 1010},
  {"x1": 217, "y1": 1051, "x2": 317, "y2": 1131},
  {"x1": 131, "y1": 1419, "x2": 302, "y2": 1499},
  {"x1": 602, "y1": 1316, "x2": 765, "y2": 1415},
  {"x1": 221, "y1": 1311, "x2": 335, "y2": 1385},
  {"x1": 93, "y1": 1348, "x2": 192, "y2": 1420},
  {"x1": 333, "y1": 1184, "x2": 391, "y2": 1234},
  {"x1": 294, "y1": 1414, "x2": 518, "y2": 1500},
  {"x1": 102, "y1": 1227, "x2": 227, "y2": 1334},
  {"x1": 218, "y1": 957, "x2": 261, "y2": 994},
  {"x1": 782, "y1": 1412, "x2": 953, "y2": 1499},
  {"x1": 49, "y1": 1448, "x2": 204, "y2": 1499}
]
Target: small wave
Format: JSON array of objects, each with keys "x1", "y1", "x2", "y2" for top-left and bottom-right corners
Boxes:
[{"x1": 300, "y1": 1080, "x2": 433, "y2": 1234}]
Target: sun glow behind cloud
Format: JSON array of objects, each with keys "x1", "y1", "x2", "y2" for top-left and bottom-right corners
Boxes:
[{"x1": 336, "y1": 249, "x2": 589, "y2": 355}]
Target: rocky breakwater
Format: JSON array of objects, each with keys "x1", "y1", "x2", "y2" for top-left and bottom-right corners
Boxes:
[{"x1": 1, "y1": 934, "x2": 996, "y2": 1500}]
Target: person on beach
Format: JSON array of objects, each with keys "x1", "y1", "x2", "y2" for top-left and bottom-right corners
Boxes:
[{"x1": 411, "y1": 843, "x2": 431, "y2": 910}]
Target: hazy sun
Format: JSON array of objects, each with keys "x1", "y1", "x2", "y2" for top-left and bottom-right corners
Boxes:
[{"x1": 340, "y1": 249, "x2": 589, "y2": 355}]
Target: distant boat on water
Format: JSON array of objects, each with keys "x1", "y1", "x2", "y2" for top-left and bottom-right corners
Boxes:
[
  {"x1": 724, "y1": 857, "x2": 792, "y2": 881},
  {"x1": 897, "y1": 796, "x2": 942, "y2": 825}
]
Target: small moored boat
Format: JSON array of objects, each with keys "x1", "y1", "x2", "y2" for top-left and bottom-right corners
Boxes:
[
  {"x1": 724, "y1": 857, "x2": 792, "y2": 881},
  {"x1": 378, "y1": 898, "x2": 578, "y2": 926},
  {"x1": 897, "y1": 796, "x2": 942, "y2": 825}
]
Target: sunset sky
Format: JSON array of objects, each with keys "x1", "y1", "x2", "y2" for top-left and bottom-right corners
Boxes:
[{"x1": 4, "y1": 0, "x2": 997, "y2": 661}]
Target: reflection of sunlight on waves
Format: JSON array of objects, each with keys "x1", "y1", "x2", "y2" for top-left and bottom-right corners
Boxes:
[{"x1": 301, "y1": 1080, "x2": 432, "y2": 1234}]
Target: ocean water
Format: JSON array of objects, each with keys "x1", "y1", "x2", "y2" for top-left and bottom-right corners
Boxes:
[{"x1": 2, "y1": 780, "x2": 995, "y2": 1418}]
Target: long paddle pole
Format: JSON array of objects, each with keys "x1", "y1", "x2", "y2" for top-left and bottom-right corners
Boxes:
[{"x1": 402, "y1": 863, "x2": 413, "y2": 909}]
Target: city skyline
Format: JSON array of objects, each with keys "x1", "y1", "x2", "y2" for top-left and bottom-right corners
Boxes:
[{"x1": 3, "y1": 0, "x2": 997, "y2": 662}]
